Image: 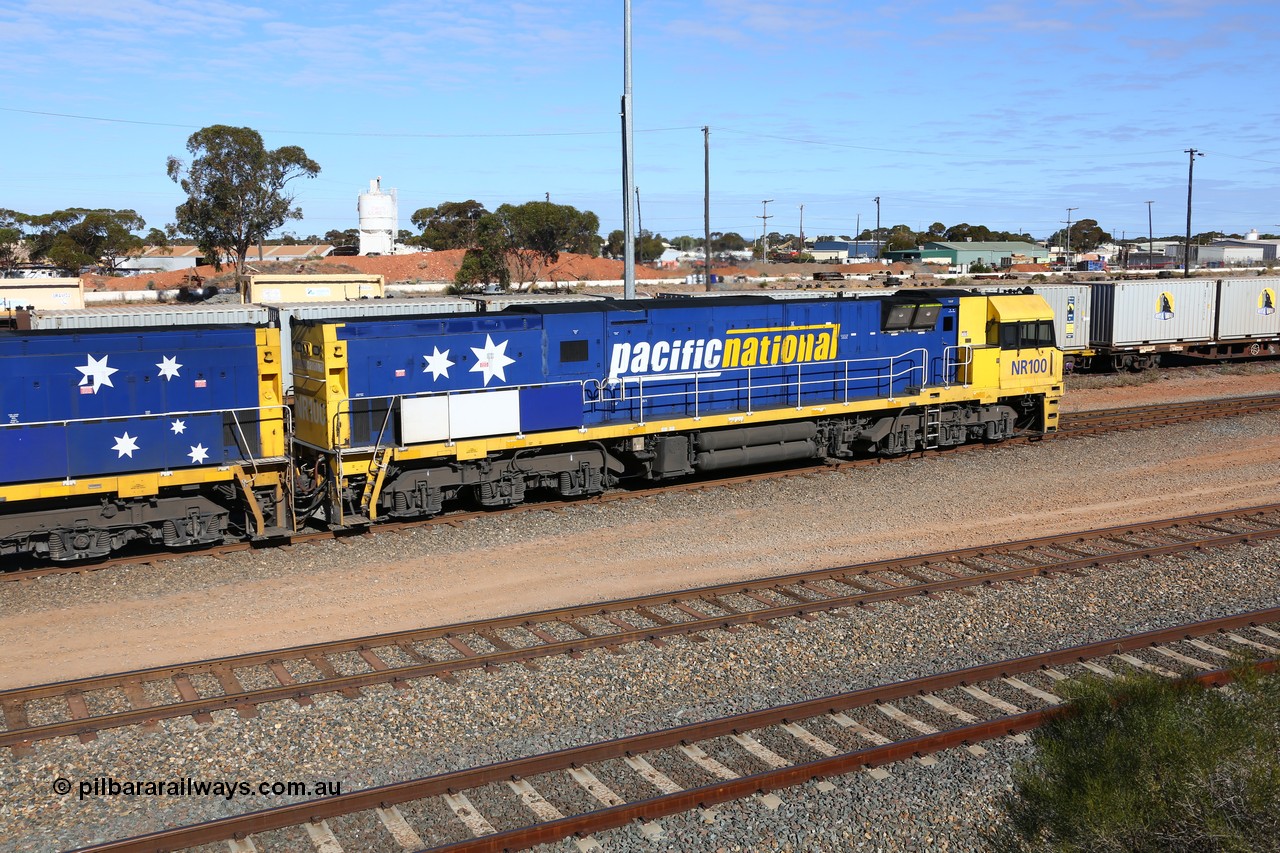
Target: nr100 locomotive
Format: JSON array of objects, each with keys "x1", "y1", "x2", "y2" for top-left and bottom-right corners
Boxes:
[{"x1": 0, "y1": 289, "x2": 1062, "y2": 561}]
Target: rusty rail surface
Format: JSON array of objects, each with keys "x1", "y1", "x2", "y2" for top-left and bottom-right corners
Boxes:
[
  {"x1": 69, "y1": 607, "x2": 1280, "y2": 853},
  {"x1": 5, "y1": 503, "x2": 1280, "y2": 754}
]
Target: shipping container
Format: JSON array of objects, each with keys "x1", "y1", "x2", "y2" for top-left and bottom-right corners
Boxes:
[
  {"x1": 0, "y1": 279, "x2": 84, "y2": 313},
  {"x1": 1215, "y1": 278, "x2": 1280, "y2": 340},
  {"x1": 247, "y1": 274, "x2": 385, "y2": 303},
  {"x1": 1090, "y1": 280, "x2": 1216, "y2": 347}
]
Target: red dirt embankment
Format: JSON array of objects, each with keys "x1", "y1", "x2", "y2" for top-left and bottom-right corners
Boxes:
[{"x1": 84, "y1": 251, "x2": 719, "y2": 292}]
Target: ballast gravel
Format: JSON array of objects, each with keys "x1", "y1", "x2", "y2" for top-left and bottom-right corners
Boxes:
[
  {"x1": 4, "y1": 524, "x2": 1280, "y2": 850},
  {"x1": 1, "y1": 376, "x2": 1279, "y2": 851}
]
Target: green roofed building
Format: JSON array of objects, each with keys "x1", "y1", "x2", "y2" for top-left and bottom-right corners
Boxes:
[{"x1": 884, "y1": 241, "x2": 1049, "y2": 268}]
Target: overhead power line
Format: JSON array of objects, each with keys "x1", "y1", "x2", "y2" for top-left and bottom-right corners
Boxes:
[{"x1": 0, "y1": 106, "x2": 700, "y2": 139}]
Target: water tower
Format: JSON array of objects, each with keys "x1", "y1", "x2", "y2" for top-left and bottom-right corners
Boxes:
[{"x1": 358, "y1": 177, "x2": 397, "y2": 256}]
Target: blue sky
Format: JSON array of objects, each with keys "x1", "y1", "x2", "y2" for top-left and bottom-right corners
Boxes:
[{"x1": 2, "y1": 1, "x2": 1278, "y2": 245}]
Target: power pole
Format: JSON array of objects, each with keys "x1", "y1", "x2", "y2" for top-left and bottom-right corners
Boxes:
[
  {"x1": 703, "y1": 126, "x2": 711, "y2": 291},
  {"x1": 1184, "y1": 148, "x2": 1204, "y2": 277},
  {"x1": 1063, "y1": 207, "x2": 1078, "y2": 264},
  {"x1": 635, "y1": 186, "x2": 643, "y2": 264},
  {"x1": 1152, "y1": 199, "x2": 1162, "y2": 268},
  {"x1": 799, "y1": 204, "x2": 805, "y2": 257},
  {"x1": 758, "y1": 199, "x2": 774, "y2": 263},
  {"x1": 855, "y1": 213, "x2": 860, "y2": 259},
  {"x1": 873, "y1": 196, "x2": 881, "y2": 257}
]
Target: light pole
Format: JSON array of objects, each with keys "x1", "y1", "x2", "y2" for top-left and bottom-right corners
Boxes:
[
  {"x1": 1152, "y1": 199, "x2": 1162, "y2": 268},
  {"x1": 758, "y1": 199, "x2": 774, "y2": 262},
  {"x1": 703, "y1": 126, "x2": 711, "y2": 291},
  {"x1": 1184, "y1": 148, "x2": 1204, "y2": 277},
  {"x1": 635, "y1": 186, "x2": 643, "y2": 264},
  {"x1": 798, "y1": 204, "x2": 804, "y2": 257},
  {"x1": 621, "y1": 0, "x2": 636, "y2": 299},
  {"x1": 873, "y1": 196, "x2": 881, "y2": 258},
  {"x1": 1063, "y1": 207, "x2": 1078, "y2": 266}
]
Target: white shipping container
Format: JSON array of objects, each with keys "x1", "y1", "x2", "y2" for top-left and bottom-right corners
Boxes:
[
  {"x1": 1215, "y1": 278, "x2": 1280, "y2": 340},
  {"x1": 1090, "y1": 280, "x2": 1216, "y2": 346}
]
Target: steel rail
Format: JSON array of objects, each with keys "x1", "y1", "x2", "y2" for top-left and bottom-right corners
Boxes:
[
  {"x1": 68, "y1": 607, "x2": 1280, "y2": 853},
  {"x1": 5, "y1": 504, "x2": 1280, "y2": 750}
]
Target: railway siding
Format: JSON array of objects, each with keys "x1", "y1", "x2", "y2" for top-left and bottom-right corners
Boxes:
[{"x1": 4, "y1": 525, "x2": 1280, "y2": 851}]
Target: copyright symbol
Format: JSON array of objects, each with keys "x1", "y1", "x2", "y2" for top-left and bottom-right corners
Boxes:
[{"x1": 53, "y1": 777, "x2": 72, "y2": 796}]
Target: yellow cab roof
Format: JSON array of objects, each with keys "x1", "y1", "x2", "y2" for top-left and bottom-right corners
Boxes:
[{"x1": 986, "y1": 293, "x2": 1052, "y2": 323}]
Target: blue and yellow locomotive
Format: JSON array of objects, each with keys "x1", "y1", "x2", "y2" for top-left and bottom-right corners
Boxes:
[
  {"x1": 0, "y1": 289, "x2": 1061, "y2": 561},
  {"x1": 290, "y1": 289, "x2": 1062, "y2": 527}
]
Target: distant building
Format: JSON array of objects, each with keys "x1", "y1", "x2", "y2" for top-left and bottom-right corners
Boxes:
[
  {"x1": 883, "y1": 241, "x2": 1048, "y2": 269},
  {"x1": 1206, "y1": 229, "x2": 1279, "y2": 262},
  {"x1": 117, "y1": 244, "x2": 334, "y2": 274},
  {"x1": 810, "y1": 239, "x2": 886, "y2": 261}
]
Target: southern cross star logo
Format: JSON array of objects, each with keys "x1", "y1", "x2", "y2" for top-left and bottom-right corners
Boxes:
[
  {"x1": 422, "y1": 346, "x2": 454, "y2": 380},
  {"x1": 111, "y1": 432, "x2": 139, "y2": 458},
  {"x1": 469, "y1": 335, "x2": 515, "y2": 386},
  {"x1": 156, "y1": 356, "x2": 182, "y2": 380},
  {"x1": 187, "y1": 444, "x2": 209, "y2": 464},
  {"x1": 170, "y1": 419, "x2": 186, "y2": 434},
  {"x1": 76, "y1": 354, "x2": 118, "y2": 394}
]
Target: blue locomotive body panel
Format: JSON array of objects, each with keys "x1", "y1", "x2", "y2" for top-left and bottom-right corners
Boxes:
[
  {"x1": 0, "y1": 326, "x2": 266, "y2": 485},
  {"x1": 327, "y1": 294, "x2": 962, "y2": 447}
]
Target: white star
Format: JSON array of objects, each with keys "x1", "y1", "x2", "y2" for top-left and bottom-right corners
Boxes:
[
  {"x1": 469, "y1": 335, "x2": 515, "y2": 386},
  {"x1": 76, "y1": 354, "x2": 118, "y2": 394},
  {"x1": 422, "y1": 346, "x2": 454, "y2": 380},
  {"x1": 170, "y1": 419, "x2": 186, "y2": 434},
  {"x1": 112, "y1": 432, "x2": 139, "y2": 458},
  {"x1": 156, "y1": 356, "x2": 183, "y2": 380},
  {"x1": 187, "y1": 443, "x2": 209, "y2": 464}
]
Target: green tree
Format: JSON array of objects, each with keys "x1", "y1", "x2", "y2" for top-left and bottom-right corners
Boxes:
[
  {"x1": 992, "y1": 667, "x2": 1280, "y2": 852},
  {"x1": 167, "y1": 125, "x2": 320, "y2": 285},
  {"x1": 497, "y1": 200, "x2": 601, "y2": 286},
  {"x1": 1048, "y1": 218, "x2": 1110, "y2": 255},
  {"x1": 603, "y1": 229, "x2": 625, "y2": 258},
  {"x1": 0, "y1": 209, "x2": 29, "y2": 275},
  {"x1": 25, "y1": 208, "x2": 147, "y2": 274},
  {"x1": 453, "y1": 213, "x2": 510, "y2": 292},
  {"x1": 711, "y1": 232, "x2": 747, "y2": 253},
  {"x1": 410, "y1": 200, "x2": 490, "y2": 250},
  {"x1": 883, "y1": 224, "x2": 917, "y2": 252},
  {"x1": 324, "y1": 228, "x2": 359, "y2": 247}
]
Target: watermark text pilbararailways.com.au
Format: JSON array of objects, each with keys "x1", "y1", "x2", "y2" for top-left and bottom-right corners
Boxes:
[{"x1": 53, "y1": 776, "x2": 343, "y2": 801}]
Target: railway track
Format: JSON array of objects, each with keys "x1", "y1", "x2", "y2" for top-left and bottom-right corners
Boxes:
[
  {"x1": 6, "y1": 393, "x2": 1280, "y2": 583},
  {"x1": 5, "y1": 503, "x2": 1280, "y2": 757},
  {"x1": 70, "y1": 607, "x2": 1280, "y2": 853}
]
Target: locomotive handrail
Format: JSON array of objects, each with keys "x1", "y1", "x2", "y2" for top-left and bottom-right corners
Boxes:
[
  {"x1": 0, "y1": 404, "x2": 291, "y2": 485},
  {"x1": 625, "y1": 348, "x2": 930, "y2": 426},
  {"x1": 942, "y1": 345, "x2": 973, "y2": 388}
]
